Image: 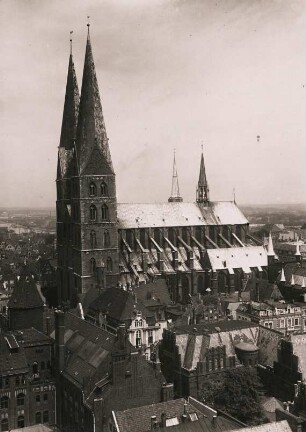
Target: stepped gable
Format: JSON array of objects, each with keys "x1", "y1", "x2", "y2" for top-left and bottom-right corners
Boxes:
[{"x1": 8, "y1": 266, "x2": 44, "y2": 310}]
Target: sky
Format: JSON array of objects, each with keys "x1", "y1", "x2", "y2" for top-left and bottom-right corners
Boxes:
[{"x1": 0, "y1": 0, "x2": 305, "y2": 207}]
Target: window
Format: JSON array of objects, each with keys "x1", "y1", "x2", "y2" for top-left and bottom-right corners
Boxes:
[
  {"x1": 41, "y1": 361, "x2": 45, "y2": 370},
  {"x1": 103, "y1": 230, "x2": 110, "y2": 247},
  {"x1": 101, "y1": 182, "x2": 108, "y2": 196},
  {"x1": 101, "y1": 204, "x2": 109, "y2": 221},
  {"x1": 90, "y1": 258, "x2": 96, "y2": 274},
  {"x1": 90, "y1": 231, "x2": 97, "y2": 249},
  {"x1": 0, "y1": 396, "x2": 9, "y2": 409},
  {"x1": 43, "y1": 393, "x2": 48, "y2": 402},
  {"x1": 16, "y1": 393, "x2": 25, "y2": 407},
  {"x1": 89, "y1": 182, "x2": 97, "y2": 196},
  {"x1": 16, "y1": 376, "x2": 20, "y2": 386},
  {"x1": 136, "y1": 330, "x2": 142, "y2": 348},
  {"x1": 106, "y1": 257, "x2": 113, "y2": 272},
  {"x1": 17, "y1": 416, "x2": 24, "y2": 428},
  {"x1": 1, "y1": 419, "x2": 8, "y2": 432},
  {"x1": 280, "y1": 319, "x2": 285, "y2": 328},
  {"x1": 148, "y1": 330, "x2": 153, "y2": 345},
  {"x1": 36, "y1": 395, "x2": 41, "y2": 403},
  {"x1": 35, "y1": 412, "x2": 42, "y2": 424},
  {"x1": 135, "y1": 319, "x2": 143, "y2": 328},
  {"x1": 90, "y1": 205, "x2": 97, "y2": 221},
  {"x1": 43, "y1": 411, "x2": 49, "y2": 423},
  {"x1": 32, "y1": 362, "x2": 38, "y2": 374}
]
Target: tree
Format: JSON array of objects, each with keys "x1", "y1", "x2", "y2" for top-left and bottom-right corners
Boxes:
[{"x1": 201, "y1": 367, "x2": 265, "y2": 425}]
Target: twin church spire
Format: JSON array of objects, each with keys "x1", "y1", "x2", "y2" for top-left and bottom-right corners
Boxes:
[{"x1": 58, "y1": 27, "x2": 114, "y2": 178}]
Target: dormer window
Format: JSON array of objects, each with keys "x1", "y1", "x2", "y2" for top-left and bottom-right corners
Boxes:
[{"x1": 89, "y1": 182, "x2": 97, "y2": 196}]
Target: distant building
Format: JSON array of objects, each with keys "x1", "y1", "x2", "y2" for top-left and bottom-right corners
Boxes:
[{"x1": 237, "y1": 301, "x2": 306, "y2": 334}]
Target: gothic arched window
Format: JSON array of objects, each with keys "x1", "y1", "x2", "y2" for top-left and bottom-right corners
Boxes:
[
  {"x1": 136, "y1": 330, "x2": 141, "y2": 348},
  {"x1": 101, "y1": 182, "x2": 108, "y2": 196},
  {"x1": 1, "y1": 419, "x2": 8, "y2": 432},
  {"x1": 101, "y1": 204, "x2": 109, "y2": 221},
  {"x1": 35, "y1": 412, "x2": 42, "y2": 424},
  {"x1": 32, "y1": 362, "x2": 38, "y2": 375},
  {"x1": 43, "y1": 411, "x2": 49, "y2": 423},
  {"x1": 90, "y1": 205, "x2": 97, "y2": 221},
  {"x1": 0, "y1": 396, "x2": 8, "y2": 409},
  {"x1": 16, "y1": 393, "x2": 25, "y2": 407},
  {"x1": 90, "y1": 231, "x2": 97, "y2": 249},
  {"x1": 90, "y1": 258, "x2": 96, "y2": 274},
  {"x1": 89, "y1": 182, "x2": 97, "y2": 197},
  {"x1": 103, "y1": 230, "x2": 110, "y2": 247},
  {"x1": 106, "y1": 257, "x2": 113, "y2": 272}
]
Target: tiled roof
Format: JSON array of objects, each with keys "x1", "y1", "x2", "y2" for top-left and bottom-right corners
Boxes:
[
  {"x1": 134, "y1": 279, "x2": 172, "y2": 307},
  {"x1": 14, "y1": 328, "x2": 52, "y2": 347},
  {"x1": 0, "y1": 351, "x2": 28, "y2": 374},
  {"x1": 233, "y1": 420, "x2": 292, "y2": 432},
  {"x1": 8, "y1": 266, "x2": 44, "y2": 309},
  {"x1": 173, "y1": 321, "x2": 259, "y2": 370},
  {"x1": 117, "y1": 201, "x2": 248, "y2": 229},
  {"x1": 206, "y1": 246, "x2": 267, "y2": 273},
  {"x1": 114, "y1": 397, "x2": 242, "y2": 432}
]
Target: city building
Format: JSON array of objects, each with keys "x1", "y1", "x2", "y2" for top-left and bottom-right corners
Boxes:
[
  {"x1": 159, "y1": 320, "x2": 282, "y2": 399},
  {"x1": 51, "y1": 310, "x2": 170, "y2": 432},
  {"x1": 56, "y1": 28, "x2": 271, "y2": 308},
  {"x1": 85, "y1": 286, "x2": 167, "y2": 359},
  {"x1": 236, "y1": 301, "x2": 306, "y2": 334},
  {"x1": 111, "y1": 396, "x2": 245, "y2": 432}
]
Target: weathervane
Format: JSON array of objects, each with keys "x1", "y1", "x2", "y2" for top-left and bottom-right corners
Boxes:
[
  {"x1": 87, "y1": 15, "x2": 90, "y2": 32},
  {"x1": 70, "y1": 30, "x2": 73, "y2": 55}
]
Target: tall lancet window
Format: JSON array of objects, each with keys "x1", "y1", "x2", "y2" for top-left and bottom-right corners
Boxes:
[
  {"x1": 89, "y1": 182, "x2": 97, "y2": 197},
  {"x1": 101, "y1": 182, "x2": 108, "y2": 196},
  {"x1": 90, "y1": 231, "x2": 97, "y2": 248},
  {"x1": 101, "y1": 204, "x2": 109, "y2": 221},
  {"x1": 106, "y1": 257, "x2": 113, "y2": 272},
  {"x1": 90, "y1": 205, "x2": 97, "y2": 221},
  {"x1": 90, "y1": 258, "x2": 96, "y2": 274},
  {"x1": 103, "y1": 230, "x2": 110, "y2": 247}
]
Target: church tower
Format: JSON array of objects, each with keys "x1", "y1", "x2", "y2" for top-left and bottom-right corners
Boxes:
[
  {"x1": 196, "y1": 148, "x2": 209, "y2": 204},
  {"x1": 56, "y1": 28, "x2": 119, "y2": 306},
  {"x1": 56, "y1": 39, "x2": 79, "y2": 305}
]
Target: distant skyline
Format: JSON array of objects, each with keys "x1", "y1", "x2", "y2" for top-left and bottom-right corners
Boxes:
[{"x1": 1, "y1": 0, "x2": 305, "y2": 207}]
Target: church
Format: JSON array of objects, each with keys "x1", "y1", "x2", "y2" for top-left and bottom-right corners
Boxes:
[{"x1": 56, "y1": 27, "x2": 271, "y2": 307}]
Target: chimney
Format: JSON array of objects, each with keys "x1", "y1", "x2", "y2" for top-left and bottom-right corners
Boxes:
[
  {"x1": 54, "y1": 310, "x2": 65, "y2": 373},
  {"x1": 117, "y1": 324, "x2": 126, "y2": 349},
  {"x1": 160, "y1": 412, "x2": 166, "y2": 428},
  {"x1": 151, "y1": 416, "x2": 157, "y2": 430},
  {"x1": 161, "y1": 383, "x2": 174, "y2": 402},
  {"x1": 181, "y1": 414, "x2": 188, "y2": 423},
  {"x1": 212, "y1": 415, "x2": 217, "y2": 424},
  {"x1": 183, "y1": 403, "x2": 188, "y2": 414}
]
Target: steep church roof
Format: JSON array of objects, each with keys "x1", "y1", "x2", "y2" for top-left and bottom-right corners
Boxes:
[
  {"x1": 76, "y1": 29, "x2": 114, "y2": 175},
  {"x1": 117, "y1": 201, "x2": 248, "y2": 229}
]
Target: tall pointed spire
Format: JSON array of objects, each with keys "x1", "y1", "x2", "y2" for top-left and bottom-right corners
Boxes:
[
  {"x1": 267, "y1": 232, "x2": 275, "y2": 257},
  {"x1": 76, "y1": 26, "x2": 114, "y2": 174},
  {"x1": 196, "y1": 145, "x2": 209, "y2": 204},
  {"x1": 59, "y1": 36, "x2": 79, "y2": 150},
  {"x1": 280, "y1": 267, "x2": 286, "y2": 282},
  {"x1": 168, "y1": 150, "x2": 183, "y2": 203}
]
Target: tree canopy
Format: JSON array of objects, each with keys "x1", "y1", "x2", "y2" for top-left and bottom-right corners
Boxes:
[{"x1": 201, "y1": 367, "x2": 265, "y2": 425}]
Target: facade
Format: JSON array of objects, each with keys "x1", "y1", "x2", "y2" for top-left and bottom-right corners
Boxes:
[
  {"x1": 86, "y1": 286, "x2": 167, "y2": 359},
  {"x1": 56, "y1": 29, "x2": 272, "y2": 308},
  {"x1": 0, "y1": 329, "x2": 55, "y2": 431},
  {"x1": 237, "y1": 301, "x2": 306, "y2": 335}
]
